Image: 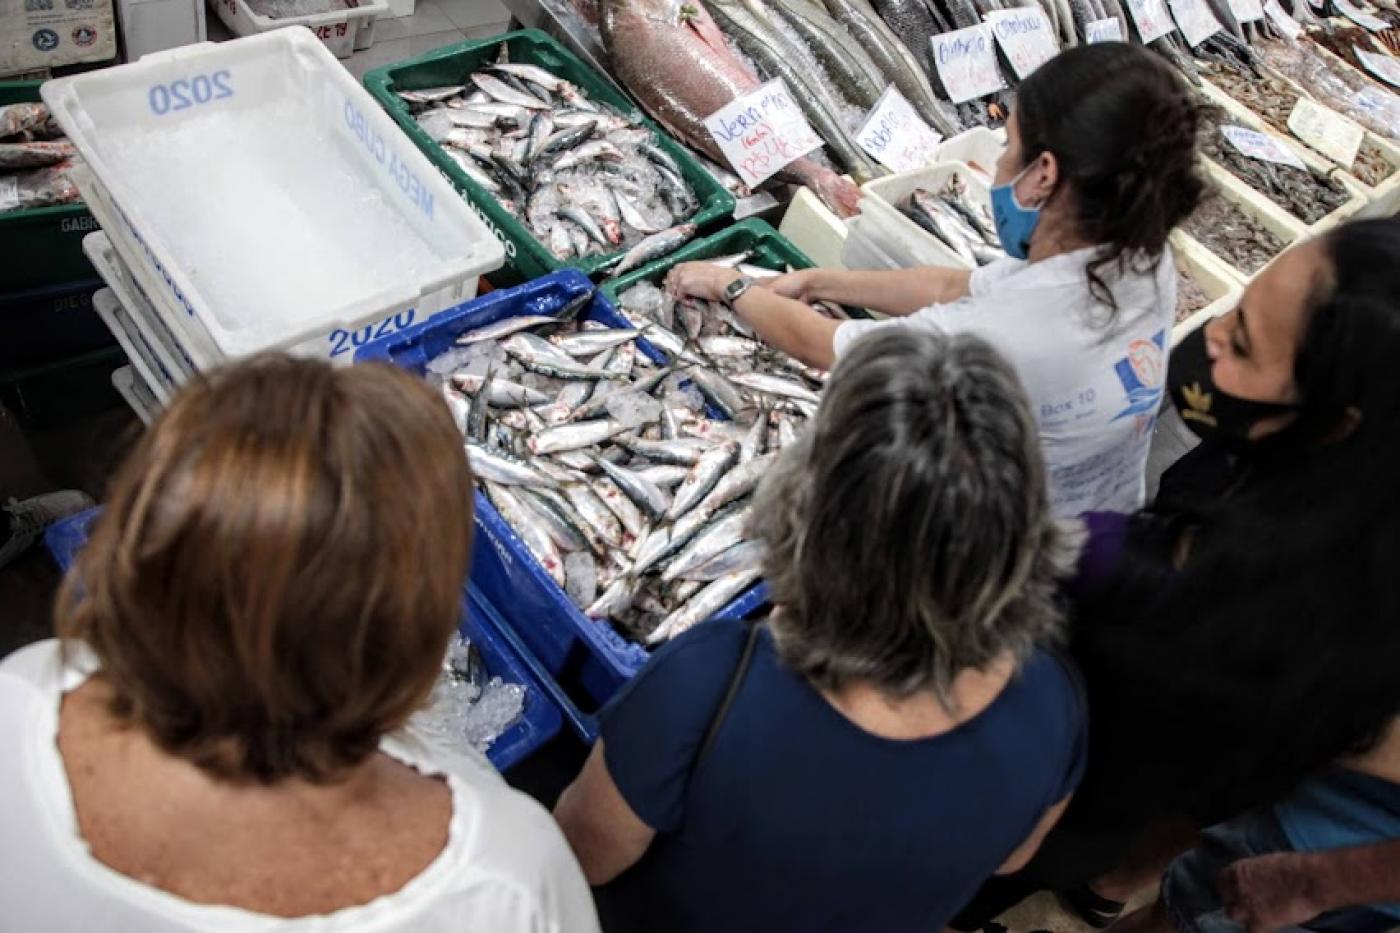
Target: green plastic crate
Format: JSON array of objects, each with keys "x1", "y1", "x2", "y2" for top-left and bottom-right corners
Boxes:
[
  {"x1": 362, "y1": 30, "x2": 735, "y2": 286},
  {"x1": 0, "y1": 345, "x2": 124, "y2": 427},
  {"x1": 0, "y1": 80, "x2": 99, "y2": 292}
]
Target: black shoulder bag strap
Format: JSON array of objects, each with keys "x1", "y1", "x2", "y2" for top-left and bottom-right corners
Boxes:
[{"x1": 692, "y1": 621, "x2": 763, "y2": 776}]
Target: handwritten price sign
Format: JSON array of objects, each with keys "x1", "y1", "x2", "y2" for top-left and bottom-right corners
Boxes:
[
  {"x1": 931, "y1": 24, "x2": 1006, "y2": 104},
  {"x1": 1354, "y1": 46, "x2": 1400, "y2": 88},
  {"x1": 1262, "y1": 0, "x2": 1303, "y2": 37},
  {"x1": 1229, "y1": 0, "x2": 1265, "y2": 21},
  {"x1": 704, "y1": 79, "x2": 824, "y2": 188},
  {"x1": 1168, "y1": 0, "x2": 1222, "y2": 47},
  {"x1": 1125, "y1": 0, "x2": 1176, "y2": 42},
  {"x1": 984, "y1": 7, "x2": 1060, "y2": 79},
  {"x1": 1287, "y1": 97, "x2": 1365, "y2": 167},
  {"x1": 1086, "y1": 17, "x2": 1125, "y2": 41},
  {"x1": 856, "y1": 87, "x2": 944, "y2": 172},
  {"x1": 1221, "y1": 124, "x2": 1308, "y2": 170}
]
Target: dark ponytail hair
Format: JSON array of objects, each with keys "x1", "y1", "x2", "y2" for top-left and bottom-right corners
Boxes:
[
  {"x1": 1015, "y1": 42, "x2": 1203, "y2": 315},
  {"x1": 1069, "y1": 217, "x2": 1400, "y2": 833}
]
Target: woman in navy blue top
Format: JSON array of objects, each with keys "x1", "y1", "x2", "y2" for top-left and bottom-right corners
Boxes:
[{"x1": 554, "y1": 328, "x2": 1089, "y2": 932}]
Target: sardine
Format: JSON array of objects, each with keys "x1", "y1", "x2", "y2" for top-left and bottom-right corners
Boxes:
[
  {"x1": 467, "y1": 442, "x2": 557, "y2": 487},
  {"x1": 615, "y1": 435, "x2": 711, "y2": 465},
  {"x1": 647, "y1": 568, "x2": 762, "y2": 643},
  {"x1": 609, "y1": 224, "x2": 700, "y2": 278},
  {"x1": 529, "y1": 419, "x2": 634, "y2": 455},
  {"x1": 667, "y1": 441, "x2": 740, "y2": 519},
  {"x1": 471, "y1": 72, "x2": 550, "y2": 109},
  {"x1": 486, "y1": 483, "x2": 566, "y2": 585},
  {"x1": 451, "y1": 372, "x2": 551, "y2": 407},
  {"x1": 595, "y1": 457, "x2": 673, "y2": 521},
  {"x1": 661, "y1": 507, "x2": 751, "y2": 582},
  {"x1": 681, "y1": 538, "x2": 767, "y2": 582}
]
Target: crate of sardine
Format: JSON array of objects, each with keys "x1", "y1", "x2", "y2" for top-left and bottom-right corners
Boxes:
[
  {"x1": 1179, "y1": 166, "x2": 1304, "y2": 282},
  {"x1": 362, "y1": 29, "x2": 736, "y2": 285},
  {"x1": 858, "y1": 162, "x2": 1001, "y2": 271},
  {"x1": 42, "y1": 29, "x2": 504, "y2": 368},
  {"x1": 357, "y1": 270, "x2": 812, "y2": 713}
]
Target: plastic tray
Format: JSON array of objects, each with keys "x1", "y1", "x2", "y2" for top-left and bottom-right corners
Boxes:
[
  {"x1": 778, "y1": 186, "x2": 849, "y2": 270},
  {"x1": 934, "y1": 126, "x2": 1006, "y2": 183},
  {"x1": 1184, "y1": 163, "x2": 1305, "y2": 282},
  {"x1": 41, "y1": 507, "x2": 561, "y2": 772},
  {"x1": 361, "y1": 29, "x2": 736, "y2": 285},
  {"x1": 1170, "y1": 231, "x2": 1244, "y2": 346},
  {"x1": 83, "y1": 232, "x2": 199, "y2": 384},
  {"x1": 93, "y1": 288, "x2": 176, "y2": 406},
  {"x1": 0, "y1": 277, "x2": 110, "y2": 369},
  {"x1": 857, "y1": 162, "x2": 985, "y2": 271},
  {"x1": 355, "y1": 269, "x2": 768, "y2": 731},
  {"x1": 43, "y1": 28, "x2": 503, "y2": 366},
  {"x1": 112, "y1": 364, "x2": 160, "y2": 425},
  {"x1": 211, "y1": 0, "x2": 386, "y2": 58},
  {"x1": 0, "y1": 79, "x2": 97, "y2": 292}
]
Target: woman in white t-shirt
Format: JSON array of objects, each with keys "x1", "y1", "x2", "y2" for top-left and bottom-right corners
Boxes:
[
  {"x1": 666, "y1": 42, "x2": 1203, "y2": 517},
  {"x1": 0, "y1": 356, "x2": 599, "y2": 932}
]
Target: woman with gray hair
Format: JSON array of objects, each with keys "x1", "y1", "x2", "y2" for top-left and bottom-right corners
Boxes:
[{"x1": 554, "y1": 328, "x2": 1088, "y2": 932}]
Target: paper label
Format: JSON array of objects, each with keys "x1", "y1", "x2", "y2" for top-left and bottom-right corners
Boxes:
[
  {"x1": 1335, "y1": 0, "x2": 1389, "y2": 30},
  {"x1": 855, "y1": 87, "x2": 945, "y2": 172},
  {"x1": 984, "y1": 7, "x2": 1060, "y2": 79},
  {"x1": 1168, "y1": 0, "x2": 1223, "y2": 46},
  {"x1": 1221, "y1": 124, "x2": 1309, "y2": 170},
  {"x1": 1355, "y1": 47, "x2": 1400, "y2": 88},
  {"x1": 1086, "y1": 17, "x2": 1125, "y2": 40},
  {"x1": 0, "y1": 175, "x2": 17, "y2": 213},
  {"x1": 1229, "y1": 0, "x2": 1265, "y2": 21},
  {"x1": 931, "y1": 24, "x2": 1007, "y2": 104},
  {"x1": 1262, "y1": 0, "x2": 1303, "y2": 37},
  {"x1": 1287, "y1": 97, "x2": 1366, "y2": 167},
  {"x1": 704, "y1": 79, "x2": 824, "y2": 188},
  {"x1": 1125, "y1": 0, "x2": 1177, "y2": 42}
]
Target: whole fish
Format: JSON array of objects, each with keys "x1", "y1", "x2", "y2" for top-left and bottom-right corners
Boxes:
[
  {"x1": 550, "y1": 328, "x2": 645, "y2": 357},
  {"x1": 595, "y1": 475, "x2": 649, "y2": 539},
  {"x1": 615, "y1": 435, "x2": 711, "y2": 465},
  {"x1": 398, "y1": 85, "x2": 466, "y2": 104},
  {"x1": 486, "y1": 483, "x2": 566, "y2": 585},
  {"x1": 647, "y1": 567, "x2": 762, "y2": 643},
  {"x1": 766, "y1": 0, "x2": 887, "y2": 109},
  {"x1": 471, "y1": 72, "x2": 550, "y2": 109},
  {"x1": 661, "y1": 507, "x2": 751, "y2": 582},
  {"x1": 563, "y1": 482, "x2": 627, "y2": 548},
  {"x1": 599, "y1": 0, "x2": 862, "y2": 217},
  {"x1": 501, "y1": 333, "x2": 623, "y2": 380},
  {"x1": 529, "y1": 418, "x2": 635, "y2": 455},
  {"x1": 667, "y1": 441, "x2": 740, "y2": 519},
  {"x1": 451, "y1": 372, "x2": 552, "y2": 407},
  {"x1": 552, "y1": 139, "x2": 626, "y2": 170},
  {"x1": 441, "y1": 384, "x2": 471, "y2": 436},
  {"x1": 455, "y1": 314, "x2": 561, "y2": 346},
  {"x1": 467, "y1": 442, "x2": 557, "y2": 487},
  {"x1": 595, "y1": 457, "x2": 673, "y2": 521},
  {"x1": 632, "y1": 464, "x2": 693, "y2": 487},
  {"x1": 609, "y1": 223, "x2": 700, "y2": 277},
  {"x1": 681, "y1": 538, "x2": 767, "y2": 582},
  {"x1": 518, "y1": 486, "x2": 591, "y2": 552},
  {"x1": 695, "y1": 451, "x2": 777, "y2": 516},
  {"x1": 586, "y1": 576, "x2": 636, "y2": 617},
  {"x1": 686, "y1": 365, "x2": 751, "y2": 419}
]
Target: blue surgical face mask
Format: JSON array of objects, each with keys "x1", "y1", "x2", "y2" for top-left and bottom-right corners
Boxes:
[{"x1": 990, "y1": 162, "x2": 1043, "y2": 261}]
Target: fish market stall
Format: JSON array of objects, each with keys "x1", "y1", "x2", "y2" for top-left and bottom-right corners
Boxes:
[
  {"x1": 1171, "y1": 231, "x2": 1244, "y2": 343},
  {"x1": 1179, "y1": 168, "x2": 1302, "y2": 279}
]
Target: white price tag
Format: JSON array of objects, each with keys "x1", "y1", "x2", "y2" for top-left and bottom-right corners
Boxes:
[
  {"x1": 1335, "y1": 0, "x2": 1389, "y2": 30},
  {"x1": 1229, "y1": 0, "x2": 1265, "y2": 21},
  {"x1": 1086, "y1": 17, "x2": 1125, "y2": 40},
  {"x1": 1221, "y1": 124, "x2": 1309, "y2": 170},
  {"x1": 704, "y1": 78, "x2": 824, "y2": 188},
  {"x1": 1125, "y1": 0, "x2": 1177, "y2": 42},
  {"x1": 1262, "y1": 0, "x2": 1303, "y2": 37},
  {"x1": 855, "y1": 87, "x2": 945, "y2": 172},
  {"x1": 1287, "y1": 97, "x2": 1365, "y2": 166},
  {"x1": 1354, "y1": 47, "x2": 1400, "y2": 88},
  {"x1": 984, "y1": 7, "x2": 1060, "y2": 79},
  {"x1": 931, "y1": 24, "x2": 1007, "y2": 104},
  {"x1": 1168, "y1": 0, "x2": 1223, "y2": 46}
]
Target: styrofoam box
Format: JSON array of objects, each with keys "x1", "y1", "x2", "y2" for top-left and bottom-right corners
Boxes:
[
  {"x1": 43, "y1": 29, "x2": 503, "y2": 367},
  {"x1": 210, "y1": 0, "x2": 386, "y2": 58},
  {"x1": 934, "y1": 126, "x2": 1006, "y2": 184},
  {"x1": 1170, "y1": 231, "x2": 1244, "y2": 347},
  {"x1": 1181, "y1": 163, "x2": 1305, "y2": 283},
  {"x1": 779, "y1": 186, "x2": 848, "y2": 269},
  {"x1": 857, "y1": 161, "x2": 985, "y2": 271},
  {"x1": 83, "y1": 232, "x2": 199, "y2": 385},
  {"x1": 95, "y1": 287, "x2": 174, "y2": 407},
  {"x1": 112, "y1": 365, "x2": 160, "y2": 425}
]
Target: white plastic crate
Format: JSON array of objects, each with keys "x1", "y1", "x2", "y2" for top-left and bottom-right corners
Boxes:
[
  {"x1": 856, "y1": 161, "x2": 986, "y2": 272},
  {"x1": 1170, "y1": 231, "x2": 1244, "y2": 346},
  {"x1": 1180, "y1": 164, "x2": 1305, "y2": 283},
  {"x1": 44, "y1": 29, "x2": 503, "y2": 367},
  {"x1": 934, "y1": 127, "x2": 1006, "y2": 184},
  {"x1": 210, "y1": 0, "x2": 386, "y2": 58},
  {"x1": 779, "y1": 186, "x2": 849, "y2": 269},
  {"x1": 112, "y1": 365, "x2": 160, "y2": 425},
  {"x1": 84, "y1": 231, "x2": 200, "y2": 384},
  {"x1": 93, "y1": 287, "x2": 177, "y2": 405}
]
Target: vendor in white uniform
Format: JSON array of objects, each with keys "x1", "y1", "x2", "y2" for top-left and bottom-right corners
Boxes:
[{"x1": 666, "y1": 42, "x2": 1203, "y2": 517}]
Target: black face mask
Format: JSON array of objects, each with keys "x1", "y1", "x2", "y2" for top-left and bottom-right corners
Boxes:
[{"x1": 1168, "y1": 326, "x2": 1299, "y2": 441}]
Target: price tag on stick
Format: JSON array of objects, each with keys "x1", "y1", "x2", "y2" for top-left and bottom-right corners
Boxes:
[
  {"x1": 1354, "y1": 47, "x2": 1400, "y2": 89},
  {"x1": 1086, "y1": 17, "x2": 1125, "y2": 41},
  {"x1": 1124, "y1": 0, "x2": 1177, "y2": 43},
  {"x1": 1221, "y1": 124, "x2": 1309, "y2": 170},
  {"x1": 1229, "y1": 0, "x2": 1265, "y2": 21},
  {"x1": 855, "y1": 87, "x2": 944, "y2": 172},
  {"x1": 931, "y1": 24, "x2": 1007, "y2": 104},
  {"x1": 1287, "y1": 97, "x2": 1365, "y2": 167},
  {"x1": 1168, "y1": 0, "x2": 1223, "y2": 47},
  {"x1": 704, "y1": 78, "x2": 824, "y2": 188},
  {"x1": 984, "y1": 7, "x2": 1059, "y2": 79}
]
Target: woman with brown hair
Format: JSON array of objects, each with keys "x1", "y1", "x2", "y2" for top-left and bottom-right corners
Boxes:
[{"x1": 0, "y1": 356, "x2": 598, "y2": 930}]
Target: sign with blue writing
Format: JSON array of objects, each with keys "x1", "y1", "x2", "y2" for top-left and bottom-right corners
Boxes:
[
  {"x1": 984, "y1": 7, "x2": 1059, "y2": 79},
  {"x1": 1167, "y1": 0, "x2": 1222, "y2": 47},
  {"x1": 703, "y1": 79, "x2": 823, "y2": 187},
  {"x1": 1086, "y1": 17, "x2": 1124, "y2": 41},
  {"x1": 931, "y1": 24, "x2": 1006, "y2": 104},
  {"x1": 856, "y1": 87, "x2": 944, "y2": 171},
  {"x1": 1125, "y1": 0, "x2": 1176, "y2": 43}
]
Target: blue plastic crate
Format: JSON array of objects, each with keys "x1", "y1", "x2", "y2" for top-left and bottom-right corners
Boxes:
[
  {"x1": 356, "y1": 270, "x2": 769, "y2": 738},
  {"x1": 0, "y1": 278, "x2": 111, "y2": 369},
  {"x1": 42, "y1": 508, "x2": 559, "y2": 772}
]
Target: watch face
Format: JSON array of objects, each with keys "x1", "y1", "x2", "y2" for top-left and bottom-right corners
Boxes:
[{"x1": 726, "y1": 277, "x2": 750, "y2": 301}]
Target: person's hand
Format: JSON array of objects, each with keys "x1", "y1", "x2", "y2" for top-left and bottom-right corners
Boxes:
[
  {"x1": 1219, "y1": 852, "x2": 1322, "y2": 933},
  {"x1": 764, "y1": 268, "x2": 822, "y2": 303},
  {"x1": 664, "y1": 262, "x2": 741, "y2": 303}
]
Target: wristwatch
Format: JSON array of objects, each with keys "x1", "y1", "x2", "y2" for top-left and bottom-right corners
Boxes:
[{"x1": 722, "y1": 275, "x2": 754, "y2": 307}]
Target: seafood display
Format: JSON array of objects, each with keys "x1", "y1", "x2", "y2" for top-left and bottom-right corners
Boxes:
[
  {"x1": 431, "y1": 288, "x2": 823, "y2": 645},
  {"x1": 1258, "y1": 37, "x2": 1400, "y2": 139},
  {"x1": 1201, "y1": 61, "x2": 1396, "y2": 187},
  {"x1": 1197, "y1": 103, "x2": 1351, "y2": 224},
  {"x1": 1175, "y1": 264, "x2": 1212, "y2": 323},
  {"x1": 397, "y1": 54, "x2": 703, "y2": 264},
  {"x1": 896, "y1": 172, "x2": 1006, "y2": 266},
  {"x1": 0, "y1": 102, "x2": 82, "y2": 215},
  {"x1": 1309, "y1": 24, "x2": 1392, "y2": 76},
  {"x1": 1182, "y1": 191, "x2": 1289, "y2": 274}
]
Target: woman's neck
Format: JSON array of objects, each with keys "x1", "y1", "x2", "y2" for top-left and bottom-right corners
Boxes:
[
  {"x1": 1026, "y1": 203, "x2": 1094, "y2": 263},
  {"x1": 819, "y1": 652, "x2": 1018, "y2": 741}
]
